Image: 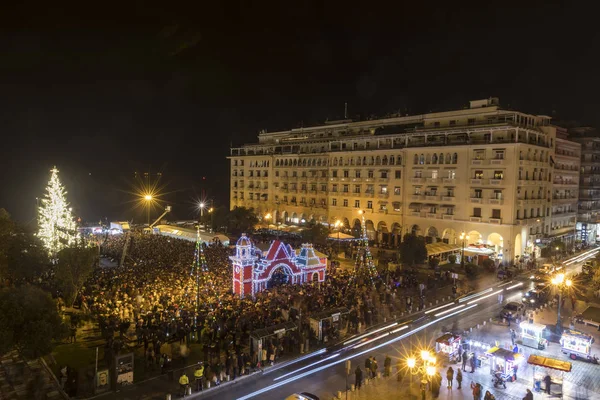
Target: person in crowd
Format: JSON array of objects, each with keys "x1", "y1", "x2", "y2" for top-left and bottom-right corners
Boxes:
[{"x1": 355, "y1": 365, "x2": 363, "y2": 390}]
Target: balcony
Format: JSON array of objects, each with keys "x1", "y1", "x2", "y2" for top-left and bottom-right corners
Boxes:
[
  {"x1": 470, "y1": 197, "x2": 483, "y2": 204},
  {"x1": 329, "y1": 177, "x2": 339, "y2": 182},
  {"x1": 412, "y1": 194, "x2": 425, "y2": 201},
  {"x1": 411, "y1": 177, "x2": 425, "y2": 183},
  {"x1": 351, "y1": 177, "x2": 363, "y2": 182},
  {"x1": 427, "y1": 213, "x2": 440, "y2": 219},
  {"x1": 426, "y1": 178, "x2": 439, "y2": 183},
  {"x1": 490, "y1": 158, "x2": 505, "y2": 165},
  {"x1": 470, "y1": 216, "x2": 482, "y2": 222},
  {"x1": 489, "y1": 218, "x2": 502, "y2": 224},
  {"x1": 425, "y1": 195, "x2": 439, "y2": 201},
  {"x1": 471, "y1": 159, "x2": 487, "y2": 165},
  {"x1": 489, "y1": 179, "x2": 504, "y2": 185},
  {"x1": 364, "y1": 192, "x2": 374, "y2": 198},
  {"x1": 470, "y1": 178, "x2": 484, "y2": 185},
  {"x1": 442, "y1": 214, "x2": 454, "y2": 220},
  {"x1": 442, "y1": 178, "x2": 456, "y2": 184},
  {"x1": 378, "y1": 177, "x2": 389, "y2": 182},
  {"x1": 378, "y1": 193, "x2": 389, "y2": 199},
  {"x1": 364, "y1": 178, "x2": 375, "y2": 182},
  {"x1": 410, "y1": 211, "x2": 421, "y2": 217},
  {"x1": 516, "y1": 219, "x2": 527, "y2": 225},
  {"x1": 441, "y1": 196, "x2": 455, "y2": 202},
  {"x1": 341, "y1": 191, "x2": 351, "y2": 197},
  {"x1": 488, "y1": 198, "x2": 504, "y2": 205},
  {"x1": 378, "y1": 209, "x2": 388, "y2": 214}
]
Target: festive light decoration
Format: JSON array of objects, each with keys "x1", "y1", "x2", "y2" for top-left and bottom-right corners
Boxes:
[
  {"x1": 190, "y1": 226, "x2": 220, "y2": 321},
  {"x1": 349, "y1": 211, "x2": 380, "y2": 288},
  {"x1": 37, "y1": 166, "x2": 78, "y2": 255}
]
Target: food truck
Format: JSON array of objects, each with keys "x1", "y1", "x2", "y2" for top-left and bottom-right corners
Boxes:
[
  {"x1": 485, "y1": 347, "x2": 523, "y2": 379},
  {"x1": 435, "y1": 333, "x2": 461, "y2": 363},
  {"x1": 560, "y1": 329, "x2": 598, "y2": 363},
  {"x1": 519, "y1": 321, "x2": 548, "y2": 350}
]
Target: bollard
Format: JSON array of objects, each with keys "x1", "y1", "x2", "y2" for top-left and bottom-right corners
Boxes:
[
  {"x1": 470, "y1": 327, "x2": 473, "y2": 332},
  {"x1": 351, "y1": 384, "x2": 355, "y2": 391},
  {"x1": 384, "y1": 317, "x2": 387, "y2": 323},
  {"x1": 166, "y1": 395, "x2": 171, "y2": 400},
  {"x1": 186, "y1": 387, "x2": 192, "y2": 395},
  {"x1": 429, "y1": 302, "x2": 433, "y2": 307},
  {"x1": 377, "y1": 371, "x2": 381, "y2": 379},
  {"x1": 476, "y1": 324, "x2": 480, "y2": 329},
  {"x1": 483, "y1": 321, "x2": 486, "y2": 326},
  {"x1": 305, "y1": 339, "x2": 310, "y2": 353},
  {"x1": 436, "y1": 300, "x2": 439, "y2": 304},
  {"x1": 300, "y1": 343, "x2": 305, "y2": 354},
  {"x1": 337, "y1": 390, "x2": 342, "y2": 399}
]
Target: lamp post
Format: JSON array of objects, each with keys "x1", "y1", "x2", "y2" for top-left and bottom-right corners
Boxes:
[
  {"x1": 551, "y1": 272, "x2": 572, "y2": 334},
  {"x1": 264, "y1": 213, "x2": 272, "y2": 229},
  {"x1": 198, "y1": 202, "x2": 205, "y2": 226},
  {"x1": 459, "y1": 231, "x2": 468, "y2": 269},
  {"x1": 334, "y1": 219, "x2": 342, "y2": 256},
  {"x1": 407, "y1": 350, "x2": 437, "y2": 399},
  {"x1": 144, "y1": 194, "x2": 152, "y2": 227}
]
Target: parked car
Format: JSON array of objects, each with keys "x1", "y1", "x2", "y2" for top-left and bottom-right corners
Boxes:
[
  {"x1": 286, "y1": 393, "x2": 320, "y2": 400},
  {"x1": 500, "y1": 302, "x2": 524, "y2": 319},
  {"x1": 522, "y1": 286, "x2": 548, "y2": 306}
]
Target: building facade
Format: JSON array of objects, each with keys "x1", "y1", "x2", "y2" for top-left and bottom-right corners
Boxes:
[
  {"x1": 571, "y1": 128, "x2": 600, "y2": 244},
  {"x1": 229, "y1": 98, "x2": 581, "y2": 263}
]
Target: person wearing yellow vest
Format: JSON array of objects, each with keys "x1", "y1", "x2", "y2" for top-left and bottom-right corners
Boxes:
[
  {"x1": 179, "y1": 372, "x2": 189, "y2": 396},
  {"x1": 194, "y1": 363, "x2": 205, "y2": 392}
]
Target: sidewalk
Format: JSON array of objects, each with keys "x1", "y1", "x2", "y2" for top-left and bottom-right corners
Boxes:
[{"x1": 325, "y1": 298, "x2": 600, "y2": 400}]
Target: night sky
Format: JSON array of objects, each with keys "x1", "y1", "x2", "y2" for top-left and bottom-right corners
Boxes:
[{"x1": 1, "y1": 2, "x2": 599, "y2": 225}]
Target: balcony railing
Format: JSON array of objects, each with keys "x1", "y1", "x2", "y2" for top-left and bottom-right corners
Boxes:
[
  {"x1": 470, "y1": 216, "x2": 482, "y2": 222},
  {"x1": 489, "y1": 179, "x2": 504, "y2": 185},
  {"x1": 411, "y1": 177, "x2": 425, "y2": 183},
  {"x1": 441, "y1": 196, "x2": 455, "y2": 201},
  {"x1": 470, "y1": 178, "x2": 484, "y2": 184},
  {"x1": 490, "y1": 159, "x2": 505, "y2": 165},
  {"x1": 470, "y1": 197, "x2": 483, "y2": 204},
  {"x1": 471, "y1": 159, "x2": 487, "y2": 165},
  {"x1": 489, "y1": 198, "x2": 504, "y2": 205},
  {"x1": 489, "y1": 218, "x2": 502, "y2": 224}
]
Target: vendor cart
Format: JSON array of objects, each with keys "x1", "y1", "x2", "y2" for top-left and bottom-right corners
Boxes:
[
  {"x1": 519, "y1": 321, "x2": 548, "y2": 350},
  {"x1": 485, "y1": 347, "x2": 523, "y2": 382},
  {"x1": 528, "y1": 354, "x2": 571, "y2": 396},
  {"x1": 435, "y1": 333, "x2": 461, "y2": 363},
  {"x1": 560, "y1": 329, "x2": 598, "y2": 363}
]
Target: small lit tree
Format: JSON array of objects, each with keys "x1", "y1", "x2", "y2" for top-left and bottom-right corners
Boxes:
[{"x1": 37, "y1": 167, "x2": 78, "y2": 256}]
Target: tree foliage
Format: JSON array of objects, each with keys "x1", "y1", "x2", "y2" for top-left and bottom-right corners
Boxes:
[
  {"x1": 399, "y1": 233, "x2": 427, "y2": 266},
  {"x1": 0, "y1": 286, "x2": 68, "y2": 359},
  {"x1": 301, "y1": 223, "x2": 329, "y2": 246},
  {"x1": 0, "y1": 209, "x2": 49, "y2": 284},
  {"x1": 54, "y1": 246, "x2": 98, "y2": 306},
  {"x1": 214, "y1": 206, "x2": 258, "y2": 235}
]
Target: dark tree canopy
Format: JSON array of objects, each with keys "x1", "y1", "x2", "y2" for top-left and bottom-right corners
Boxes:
[
  {"x1": 301, "y1": 223, "x2": 329, "y2": 246},
  {"x1": 0, "y1": 286, "x2": 68, "y2": 359},
  {"x1": 399, "y1": 233, "x2": 427, "y2": 266},
  {"x1": 55, "y1": 246, "x2": 98, "y2": 306}
]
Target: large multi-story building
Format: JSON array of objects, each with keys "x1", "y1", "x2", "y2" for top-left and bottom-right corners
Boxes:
[
  {"x1": 229, "y1": 98, "x2": 581, "y2": 263},
  {"x1": 571, "y1": 127, "x2": 600, "y2": 244},
  {"x1": 549, "y1": 127, "x2": 580, "y2": 247}
]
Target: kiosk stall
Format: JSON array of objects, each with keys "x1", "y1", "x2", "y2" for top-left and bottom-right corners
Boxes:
[
  {"x1": 527, "y1": 354, "x2": 571, "y2": 395},
  {"x1": 560, "y1": 329, "x2": 598, "y2": 363},
  {"x1": 485, "y1": 347, "x2": 523, "y2": 380},
  {"x1": 435, "y1": 333, "x2": 461, "y2": 363},
  {"x1": 519, "y1": 321, "x2": 548, "y2": 350}
]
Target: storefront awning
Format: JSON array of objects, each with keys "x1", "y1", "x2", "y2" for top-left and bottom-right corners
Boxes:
[
  {"x1": 527, "y1": 355, "x2": 572, "y2": 372},
  {"x1": 427, "y1": 242, "x2": 461, "y2": 256},
  {"x1": 464, "y1": 247, "x2": 495, "y2": 256}
]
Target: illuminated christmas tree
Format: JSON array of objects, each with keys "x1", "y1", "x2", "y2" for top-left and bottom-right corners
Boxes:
[
  {"x1": 350, "y1": 211, "x2": 380, "y2": 288},
  {"x1": 37, "y1": 166, "x2": 78, "y2": 256},
  {"x1": 190, "y1": 227, "x2": 219, "y2": 320}
]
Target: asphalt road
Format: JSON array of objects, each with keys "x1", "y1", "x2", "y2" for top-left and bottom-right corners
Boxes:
[{"x1": 195, "y1": 248, "x2": 598, "y2": 400}]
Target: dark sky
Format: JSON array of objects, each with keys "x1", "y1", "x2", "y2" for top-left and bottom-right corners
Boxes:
[{"x1": 1, "y1": 1, "x2": 599, "y2": 224}]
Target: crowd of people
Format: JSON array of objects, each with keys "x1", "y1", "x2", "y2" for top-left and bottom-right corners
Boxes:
[{"x1": 73, "y1": 230, "x2": 450, "y2": 387}]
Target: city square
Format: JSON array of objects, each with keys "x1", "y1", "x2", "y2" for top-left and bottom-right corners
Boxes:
[{"x1": 2, "y1": 3, "x2": 600, "y2": 400}]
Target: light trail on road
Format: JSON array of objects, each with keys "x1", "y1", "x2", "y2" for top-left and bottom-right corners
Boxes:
[
  {"x1": 467, "y1": 289, "x2": 503, "y2": 305},
  {"x1": 262, "y1": 349, "x2": 327, "y2": 375},
  {"x1": 343, "y1": 322, "x2": 399, "y2": 345},
  {"x1": 458, "y1": 288, "x2": 492, "y2": 303},
  {"x1": 236, "y1": 304, "x2": 479, "y2": 400}
]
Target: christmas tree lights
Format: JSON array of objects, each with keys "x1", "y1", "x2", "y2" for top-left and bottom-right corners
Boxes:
[
  {"x1": 349, "y1": 211, "x2": 380, "y2": 288},
  {"x1": 190, "y1": 226, "x2": 220, "y2": 322},
  {"x1": 37, "y1": 166, "x2": 78, "y2": 256}
]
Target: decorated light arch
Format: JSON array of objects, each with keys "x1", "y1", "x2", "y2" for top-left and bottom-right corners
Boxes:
[{"x1": 230, "y1": 234, "x2": 327, "y2": 298}]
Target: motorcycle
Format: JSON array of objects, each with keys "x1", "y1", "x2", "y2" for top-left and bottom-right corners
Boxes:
[{"x1": 492, "y1": 372, "x2": 507, "y2": 389}]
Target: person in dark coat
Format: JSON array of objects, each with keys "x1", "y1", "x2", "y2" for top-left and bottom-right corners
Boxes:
[
  {"x1": 544, "y1": 374, "x2": 552, "y2": 394},
  {"x1": 384, "y1": 355, "x2": 392, "y2": 377},
  {"x1": 462, "y1": 350, "x2": 468, "y2": 371},
  {"x1": 446, "y1": 366, "x2": 454, "y2": 388},
  {"x1": 456, "y1": 369, "x2": 463, "y2": 389},
  {"x1": 355, "y1": 366, "x2": 363, "y2": 389}
]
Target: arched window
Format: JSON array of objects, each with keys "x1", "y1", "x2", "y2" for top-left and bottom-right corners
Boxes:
[
  {"x1": 419, "y1": 154, "x2": 425, "y2": 164},
  {"x1": 375, "y1": 156, "x2": 381, "y2": 165},
  {"x1": 439, "y1": 153, "x2": 444, "y2": 164},
  {"x1": 390, "y1": 155, "x2": 395, "y2": 165},
  {"x1": 333, "y1": 158, "x2": 338, "y2": 166},
  {"x1": 414, "y1": 154, "x2": 419, "y2": 165},
  {"x1": 382, "y1": 156, "x2": 388, "y2": 165},
  {"x1": 349, "y1": 158, "x2": 354, "y2": 165},
  {"x1": 397, "y1": 155, "x2": 402, "y2": 165},
  {"x1": 339, "y1": 157, "x2": 343, "y2": 166},
  {"x1": 452, "y1": 153, "x2": 458, "y2": 164},
  {"x1": 432, "y1": 153, "x2": 438, "y2": 164},
  {"x1": 312, "y1": 159, "x2": 316, "y2": 166},
  {"x1": 370, "y1": 157, "x2": 375, "y2": 165},
  {"x1": 446, "y1": 153, "x2": 451, "y2": 164},
  {"x1": 357, "y1": 157, "x2": 362, "y2": 166},
  {"x1": 275, "y1": 160, "x2": 280, "y2": 167}
]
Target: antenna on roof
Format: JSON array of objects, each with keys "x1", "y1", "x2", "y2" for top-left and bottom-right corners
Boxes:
[{"x1": 344, "y1": 102, "x2": 348, "y2": 119}]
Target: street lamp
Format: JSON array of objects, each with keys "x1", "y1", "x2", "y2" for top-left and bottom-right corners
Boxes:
[
  {"x1": 551, "y1": 272, "x2": 572, "y2": 333},
  {"x1": 459, "y1": 231, "x2": 469, "y2": 269},
  {"x1": 407, "y1": 350, "x2": 437, "y2": 398},
  {"x1": 198, "y1": 202, "x2": 205, "y2": 225},
  {"x1": 144, "y1": 194, "x2": 153, "y2": 226},
  {"x1": 264, "y1": 213, "x2": 272, "y2": 228},
  {"x1": 334, "y1": 219, "x2": 342, "y2": 256}
]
